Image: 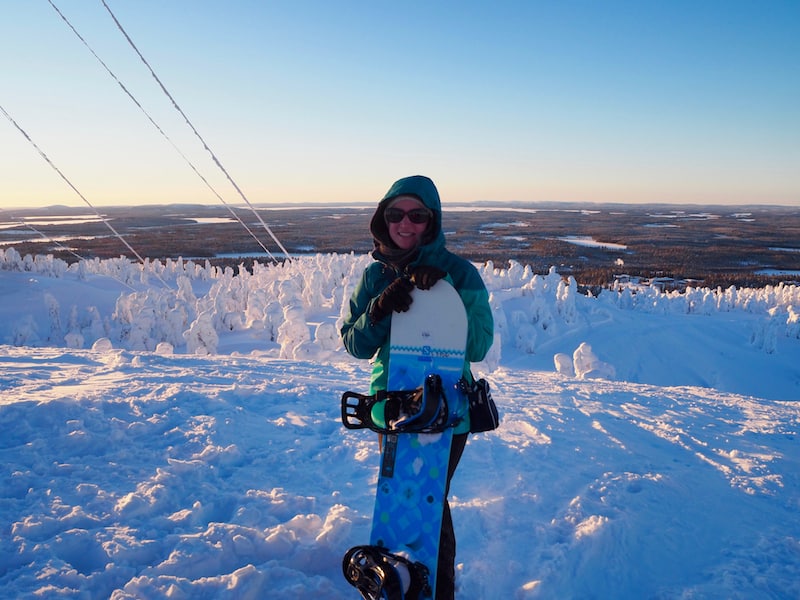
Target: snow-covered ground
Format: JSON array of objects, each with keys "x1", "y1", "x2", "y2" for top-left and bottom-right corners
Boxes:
[{"x1": 1, "y1": 248, "x2": 799, "y2": 599}]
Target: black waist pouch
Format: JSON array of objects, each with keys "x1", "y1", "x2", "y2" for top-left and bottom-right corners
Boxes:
[{"x1": 465, "y1": 378, "x2": 500, "y2": 433}]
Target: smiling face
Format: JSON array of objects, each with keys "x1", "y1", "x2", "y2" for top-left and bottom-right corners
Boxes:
[{"x1": 385, "y1": 195, "x2": 431, "y2": 251}]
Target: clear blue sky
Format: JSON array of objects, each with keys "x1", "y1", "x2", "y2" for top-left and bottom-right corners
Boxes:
[{"x1": 1, "y1": 0, "x2": 798, "y2": 209}]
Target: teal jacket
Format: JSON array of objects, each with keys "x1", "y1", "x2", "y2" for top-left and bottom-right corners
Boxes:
[{"x1": 341, "y1": 176, "x2": 494, "y2": 432}]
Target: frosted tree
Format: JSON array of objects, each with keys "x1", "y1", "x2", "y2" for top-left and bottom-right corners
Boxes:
[
  {"x1": 184, "y1": 311, "x2": 219, "y2": 355},
  {"x1": 64, "y1": 305, "x2": 84, "y2": 349},
  {"x1": 44, "y1": 292, "x2": 63, "y2": 344},
  {"x1": 573, "y1": 342, "x2": 615, "y2": 380}
]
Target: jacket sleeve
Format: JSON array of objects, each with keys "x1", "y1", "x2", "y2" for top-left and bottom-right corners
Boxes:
[
  {"x1": 445, "y1": 256, "x2": 493, "y2": 364},
  {"x1": 340, "y1": 266, "x2": 391, "y2": 359},
  {"x1": 461, "y1": 275, "x2": 494, "y2": 363}
]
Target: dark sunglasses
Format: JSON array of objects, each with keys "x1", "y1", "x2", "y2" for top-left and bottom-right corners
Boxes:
[{"x1": 384, "y1": 207, "x2": 432, "y2": 224}]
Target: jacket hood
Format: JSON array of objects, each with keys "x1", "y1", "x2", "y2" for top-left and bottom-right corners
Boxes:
[{"x1": 369, "y1": 175, "x2": 444, "y2": 267}]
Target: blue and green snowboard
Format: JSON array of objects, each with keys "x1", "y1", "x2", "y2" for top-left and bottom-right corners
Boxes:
[{"x1": 342, "y1": 280, "x2": 468, "y2": 599}]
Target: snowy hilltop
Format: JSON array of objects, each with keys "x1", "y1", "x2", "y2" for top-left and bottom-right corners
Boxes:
[{"x1": 1, "y1": 248, "x2": 799, "y2": 599}]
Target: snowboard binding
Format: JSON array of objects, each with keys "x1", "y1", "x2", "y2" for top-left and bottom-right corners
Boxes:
[
  {"x1": 342, "y1": 545, "x2": 431, "y2": 600},
  {"x1": 341, "y1": 374, "x2": 460, "y2": 434}
]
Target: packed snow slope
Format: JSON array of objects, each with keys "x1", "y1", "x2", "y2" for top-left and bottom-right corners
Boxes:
[{"x1": 1, "y1": 248, "x2": 799, "y2": 599}]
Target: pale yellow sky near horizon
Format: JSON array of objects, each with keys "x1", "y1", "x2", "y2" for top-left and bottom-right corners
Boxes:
[{"x1": 1, "y1": 1, "x2": 798, "y2": 210}]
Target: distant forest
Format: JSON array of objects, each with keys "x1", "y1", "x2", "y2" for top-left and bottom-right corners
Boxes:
[{"x1": 3, "y1": 203, "x2": 799, "y2": 290}]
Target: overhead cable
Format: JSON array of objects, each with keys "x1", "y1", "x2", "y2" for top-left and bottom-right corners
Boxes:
[
  {"x1": 99, "y1": 0, "x2": 293, "y2": 261},
  {"x1": 47, "y1": 0, "x2": 280, "y2": 263},
  {"x1": 0, "y1": 103, "x2": 172, "y2": 290}
]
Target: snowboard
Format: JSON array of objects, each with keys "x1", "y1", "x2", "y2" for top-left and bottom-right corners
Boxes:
[{"x1": 342, "y1": 280, "x2": 468, "y2": 599}]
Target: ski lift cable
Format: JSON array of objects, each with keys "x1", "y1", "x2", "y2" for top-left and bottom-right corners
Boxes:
[
  {"x1": 100, "y1": 0, "x2": 293, "y2": 262},
  {"x1": 0, "y1": 103, "x2": 173, "y2": 290},
  {"x1": 0, "y1": 207, "x2": 138, "y2": 291},
  {"x1": 46, "y1": 0, "x2": 279, "y2": 264}
]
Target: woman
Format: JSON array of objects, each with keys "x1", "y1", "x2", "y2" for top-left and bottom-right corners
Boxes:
[{"x1": 341, "y1": 174, "x2": 494, "y2": 598}]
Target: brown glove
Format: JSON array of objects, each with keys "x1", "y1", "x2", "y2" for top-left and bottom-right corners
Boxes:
[
  {"x1": 408, "y1": 265, "x2": 447, "y2": 290},
  {"x1": 370, "y1": 278, "x2": 414, "y2": 322}
]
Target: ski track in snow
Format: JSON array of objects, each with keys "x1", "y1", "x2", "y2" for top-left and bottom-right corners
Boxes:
[{"x1": 1, "y1": 250, "x2": 799, "y2": 598}]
